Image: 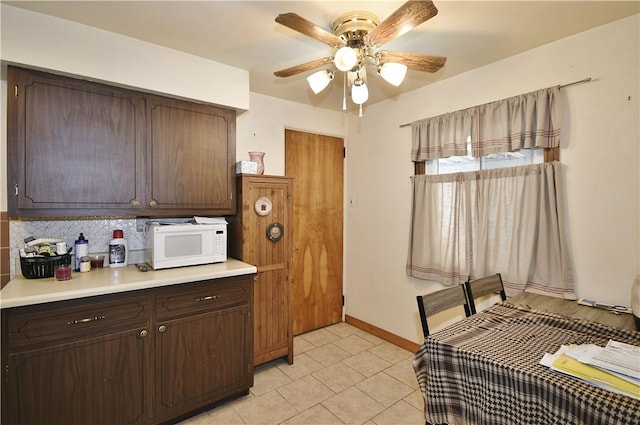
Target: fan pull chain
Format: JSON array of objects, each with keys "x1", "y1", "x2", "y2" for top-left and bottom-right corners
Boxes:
[{"x1": 342, "y1": 73, "x2": 347, "y2": 111}]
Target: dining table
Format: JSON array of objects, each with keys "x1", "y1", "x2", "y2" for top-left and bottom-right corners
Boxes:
[{"x1": 413, "y1": 292, "x2": 640, "y2": 425}]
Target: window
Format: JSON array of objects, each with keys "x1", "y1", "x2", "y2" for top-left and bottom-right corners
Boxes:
[
  {"x1": 407, "y1": 161, "x2": 573, "y2": 297},
  {"x1": 407, "y1": 86, "x2": 574, "y2": 297},
  {"x1": 425, "y1": 137, "x2": 544, "y2": 175}
]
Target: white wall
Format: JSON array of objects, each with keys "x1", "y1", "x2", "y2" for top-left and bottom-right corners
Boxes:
[
  {"x1": 344, "y1": 14, "x2": 640, "y2": 343},
  {"x1": 236, "y1": 93, "x2": 346, "y2": 176},
  {"x1": 0, "y1": 5, "x2": 249, "y2": 110}
]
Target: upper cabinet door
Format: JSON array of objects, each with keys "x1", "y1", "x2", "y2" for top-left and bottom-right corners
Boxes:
[
  {"x1": 7, "y1": 67, "x2": 145, "y2": 216},
  {"x1": 7, "y1": 66, "x2": 236, "y2": 218},
  {"x1": 146, "y1": 95, "x2": 236, "y2": 215}
]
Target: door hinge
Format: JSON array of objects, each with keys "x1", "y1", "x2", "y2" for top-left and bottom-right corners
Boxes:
[
  {"x1": 342, "y1": 295, "x2": 345, "y2": 306},
  {"x1": 343, "y1": 147, "x2": 346, "y2": 158}
]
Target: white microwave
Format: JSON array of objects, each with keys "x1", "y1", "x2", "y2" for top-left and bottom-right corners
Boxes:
[{"x1": 145, "y1": 223, "x2": 227, "y2": 270}]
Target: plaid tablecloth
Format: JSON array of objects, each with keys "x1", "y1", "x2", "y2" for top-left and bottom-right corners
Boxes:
[{"x1": 413, "y1": 302, "x2": 640, "y2": 425}]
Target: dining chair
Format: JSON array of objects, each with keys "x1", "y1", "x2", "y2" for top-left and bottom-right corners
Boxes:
[
  {"x1": 464, "y1": 273, "x2": 507, "y2": 314},
  {"x1": 416, "y1": 284, "x2": 471, "y2": 338}
]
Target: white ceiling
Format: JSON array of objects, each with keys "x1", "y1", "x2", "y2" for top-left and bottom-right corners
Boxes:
[{"x1": 5, "y1": 1, "x2": 639, "y2": 111}]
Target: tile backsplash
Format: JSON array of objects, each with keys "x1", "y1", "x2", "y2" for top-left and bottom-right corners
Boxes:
[
  {"x1": 9, "y1": 218, "x2": 149, "y2": 278},
  {"x1": 1, "y1": 212, "x2": 9, "y2": 288}
]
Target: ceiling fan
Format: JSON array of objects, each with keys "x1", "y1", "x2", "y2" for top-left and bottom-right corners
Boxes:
[{"x1": 274, "y1": 0, "x2": 446, "y2": 114}]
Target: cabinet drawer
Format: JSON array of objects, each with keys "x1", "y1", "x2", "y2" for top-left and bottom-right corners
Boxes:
[
  {"x1": 155, "y1": 275, "x2": 251, "y2": 321},
  {"x1": 6, "y1": 293, "x2": 151, "y2": 351}
]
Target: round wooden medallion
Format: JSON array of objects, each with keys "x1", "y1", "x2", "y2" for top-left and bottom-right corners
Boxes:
[
  {"x1": 266, "y1": 222, "x2": 284, "y2": 242},
  {"x1": 254, "y1": 196, "x2": 272, "y2": 216}
]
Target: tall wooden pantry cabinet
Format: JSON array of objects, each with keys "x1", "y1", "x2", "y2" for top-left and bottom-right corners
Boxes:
[{"x1": 228, "y1": 175, "x2": 294, "y2": 365}]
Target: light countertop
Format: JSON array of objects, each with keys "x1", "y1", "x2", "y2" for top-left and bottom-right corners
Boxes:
[{"x1": 0, "y1": 258, "x2": 257, "y2": 309}]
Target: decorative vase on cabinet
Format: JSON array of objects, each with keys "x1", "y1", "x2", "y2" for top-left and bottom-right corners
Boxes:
[
  {"x1": 228, "y1": 174, "x2": 294, "y2": 365},
  {"x1": 248, "y1": 152, "x2": 265, "y2": 175}
]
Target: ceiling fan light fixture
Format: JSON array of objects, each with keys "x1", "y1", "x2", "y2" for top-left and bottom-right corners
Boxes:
[
  {"x1": 334, "y1": 46, "x2": 358, "y2": 71},
  {"x1": 351, "y1": 80, "x2": 368, "y2": 105},
  {"x1": 307, "y1": 70, "x2": 334, "y2": 94},
  {"x1": 274, "y1": 1, "x2": 446, "y2": 114},
  {"x1": 379, "y1": 62, "x2": 407, "y2": 86}
]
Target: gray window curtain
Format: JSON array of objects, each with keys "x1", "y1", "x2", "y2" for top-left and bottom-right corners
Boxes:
[
  {"x1": 411, "y1": 86, "x2": 561, "y2": 161},
  {"x1": 406, "y1": 162, "x2": 575, "y2": 298}
]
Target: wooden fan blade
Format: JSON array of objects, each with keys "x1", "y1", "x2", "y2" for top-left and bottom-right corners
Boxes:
[
  {"x1": 368, "y1": 1, "x2": 439, "y2": 46},
  {"x1": 378, "y1": 51, "x2": 446, "y2": 73},
  {"x1": 274, "y1": 57, "x2": 333, "y2": 78},
  {"x1": 276, "y1": 13, "x2": 343, "y2": 47}
]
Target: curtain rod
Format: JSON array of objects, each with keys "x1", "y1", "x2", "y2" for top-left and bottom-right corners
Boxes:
[{"x1": 399, "y1": 77, "x2": 592, "y2": 128}]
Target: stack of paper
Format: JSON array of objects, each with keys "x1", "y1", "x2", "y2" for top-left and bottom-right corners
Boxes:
[
  {"x1": 540, "y1": 340, "x2": 640, "y2": 400},
  {"x1": 193, "y1": 216, "x2": 228, "y2": 224}
]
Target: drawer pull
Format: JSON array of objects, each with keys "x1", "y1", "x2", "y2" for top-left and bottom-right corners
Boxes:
[
  {"x1": 196, "y1": 295, "x2": 219, "y2": 302},
  {"x1": 66, "y1": 315, "x2": 106, "y2": 325}
]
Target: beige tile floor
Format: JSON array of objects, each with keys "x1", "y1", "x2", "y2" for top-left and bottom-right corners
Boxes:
[{"x1": 178, "y1": 322, "x2": 425, "y2": 425}]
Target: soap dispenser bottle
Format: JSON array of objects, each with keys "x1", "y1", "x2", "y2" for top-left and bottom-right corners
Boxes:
[
  {"x1": 74, "y1": 233, "x2": 88, "y2": 271},
  {"x1": 109, "y1": 229, "x2": 128, "y2": 268}
]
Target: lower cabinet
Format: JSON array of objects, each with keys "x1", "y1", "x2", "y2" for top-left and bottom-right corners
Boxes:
[
  {"x1": 154, "y1": 278, "x2": 253, "y2": 423},
  {"x1": 1, "y1": 274, "x2": 253, "y2": 425},
  {"x1": 7, "y1": 329, "x2": 149, "y2": 425}
]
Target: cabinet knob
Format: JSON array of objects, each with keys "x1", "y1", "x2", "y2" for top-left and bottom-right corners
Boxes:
[
  {"x1": 158, "y1": 325, "x2": 167, "y2": 333},
  {"x1": 149, "y1": 200, "x2": 158, "y2": 207},
  {"x1": 139, "y1": 329, "x2": 148, "y2": 338},
  {"x1": 131, "y1": 200, "x2": 140, "y2": 207}
]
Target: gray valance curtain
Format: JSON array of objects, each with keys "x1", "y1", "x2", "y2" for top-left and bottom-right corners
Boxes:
[{"x1": 411, "y1": 86, "x2": 561, "y2": 161}]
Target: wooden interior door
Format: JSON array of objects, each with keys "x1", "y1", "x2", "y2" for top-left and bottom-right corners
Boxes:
[{"x1": 285, "y1": 129, "x2": 344, "y2": 335}]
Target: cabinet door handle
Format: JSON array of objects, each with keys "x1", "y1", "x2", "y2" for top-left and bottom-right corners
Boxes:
[
  {"x1": 149, "y1": 200, "x2": 158, "y2": 207},
  {"x1": 131, "y1": 200, "x2": 140, "y2": 207},
  {"x1": 158, "y1": 325, "x2": 166, "y2": 333},
  {"x1": 66, "y1": 315, "x2": 106, "y2": 325},
  {"x1": 139, "y1": 330, "x2": 148, "y2": 338},
  {"x1": 195, "y1": 295, "x2": 219, "y2": 302}
]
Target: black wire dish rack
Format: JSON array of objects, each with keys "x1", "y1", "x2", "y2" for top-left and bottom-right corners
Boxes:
[{"x1": 20, "y1": 254, "x2": 72, "y2": 279}]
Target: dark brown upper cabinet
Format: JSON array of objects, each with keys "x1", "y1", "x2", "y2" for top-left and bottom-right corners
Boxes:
[
  {"x1": 7, "y1": 66, "x2": 236, "y2": 218},
  {"x1": 145, "y1": 94, "x2": 235, "y2": 213}
]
